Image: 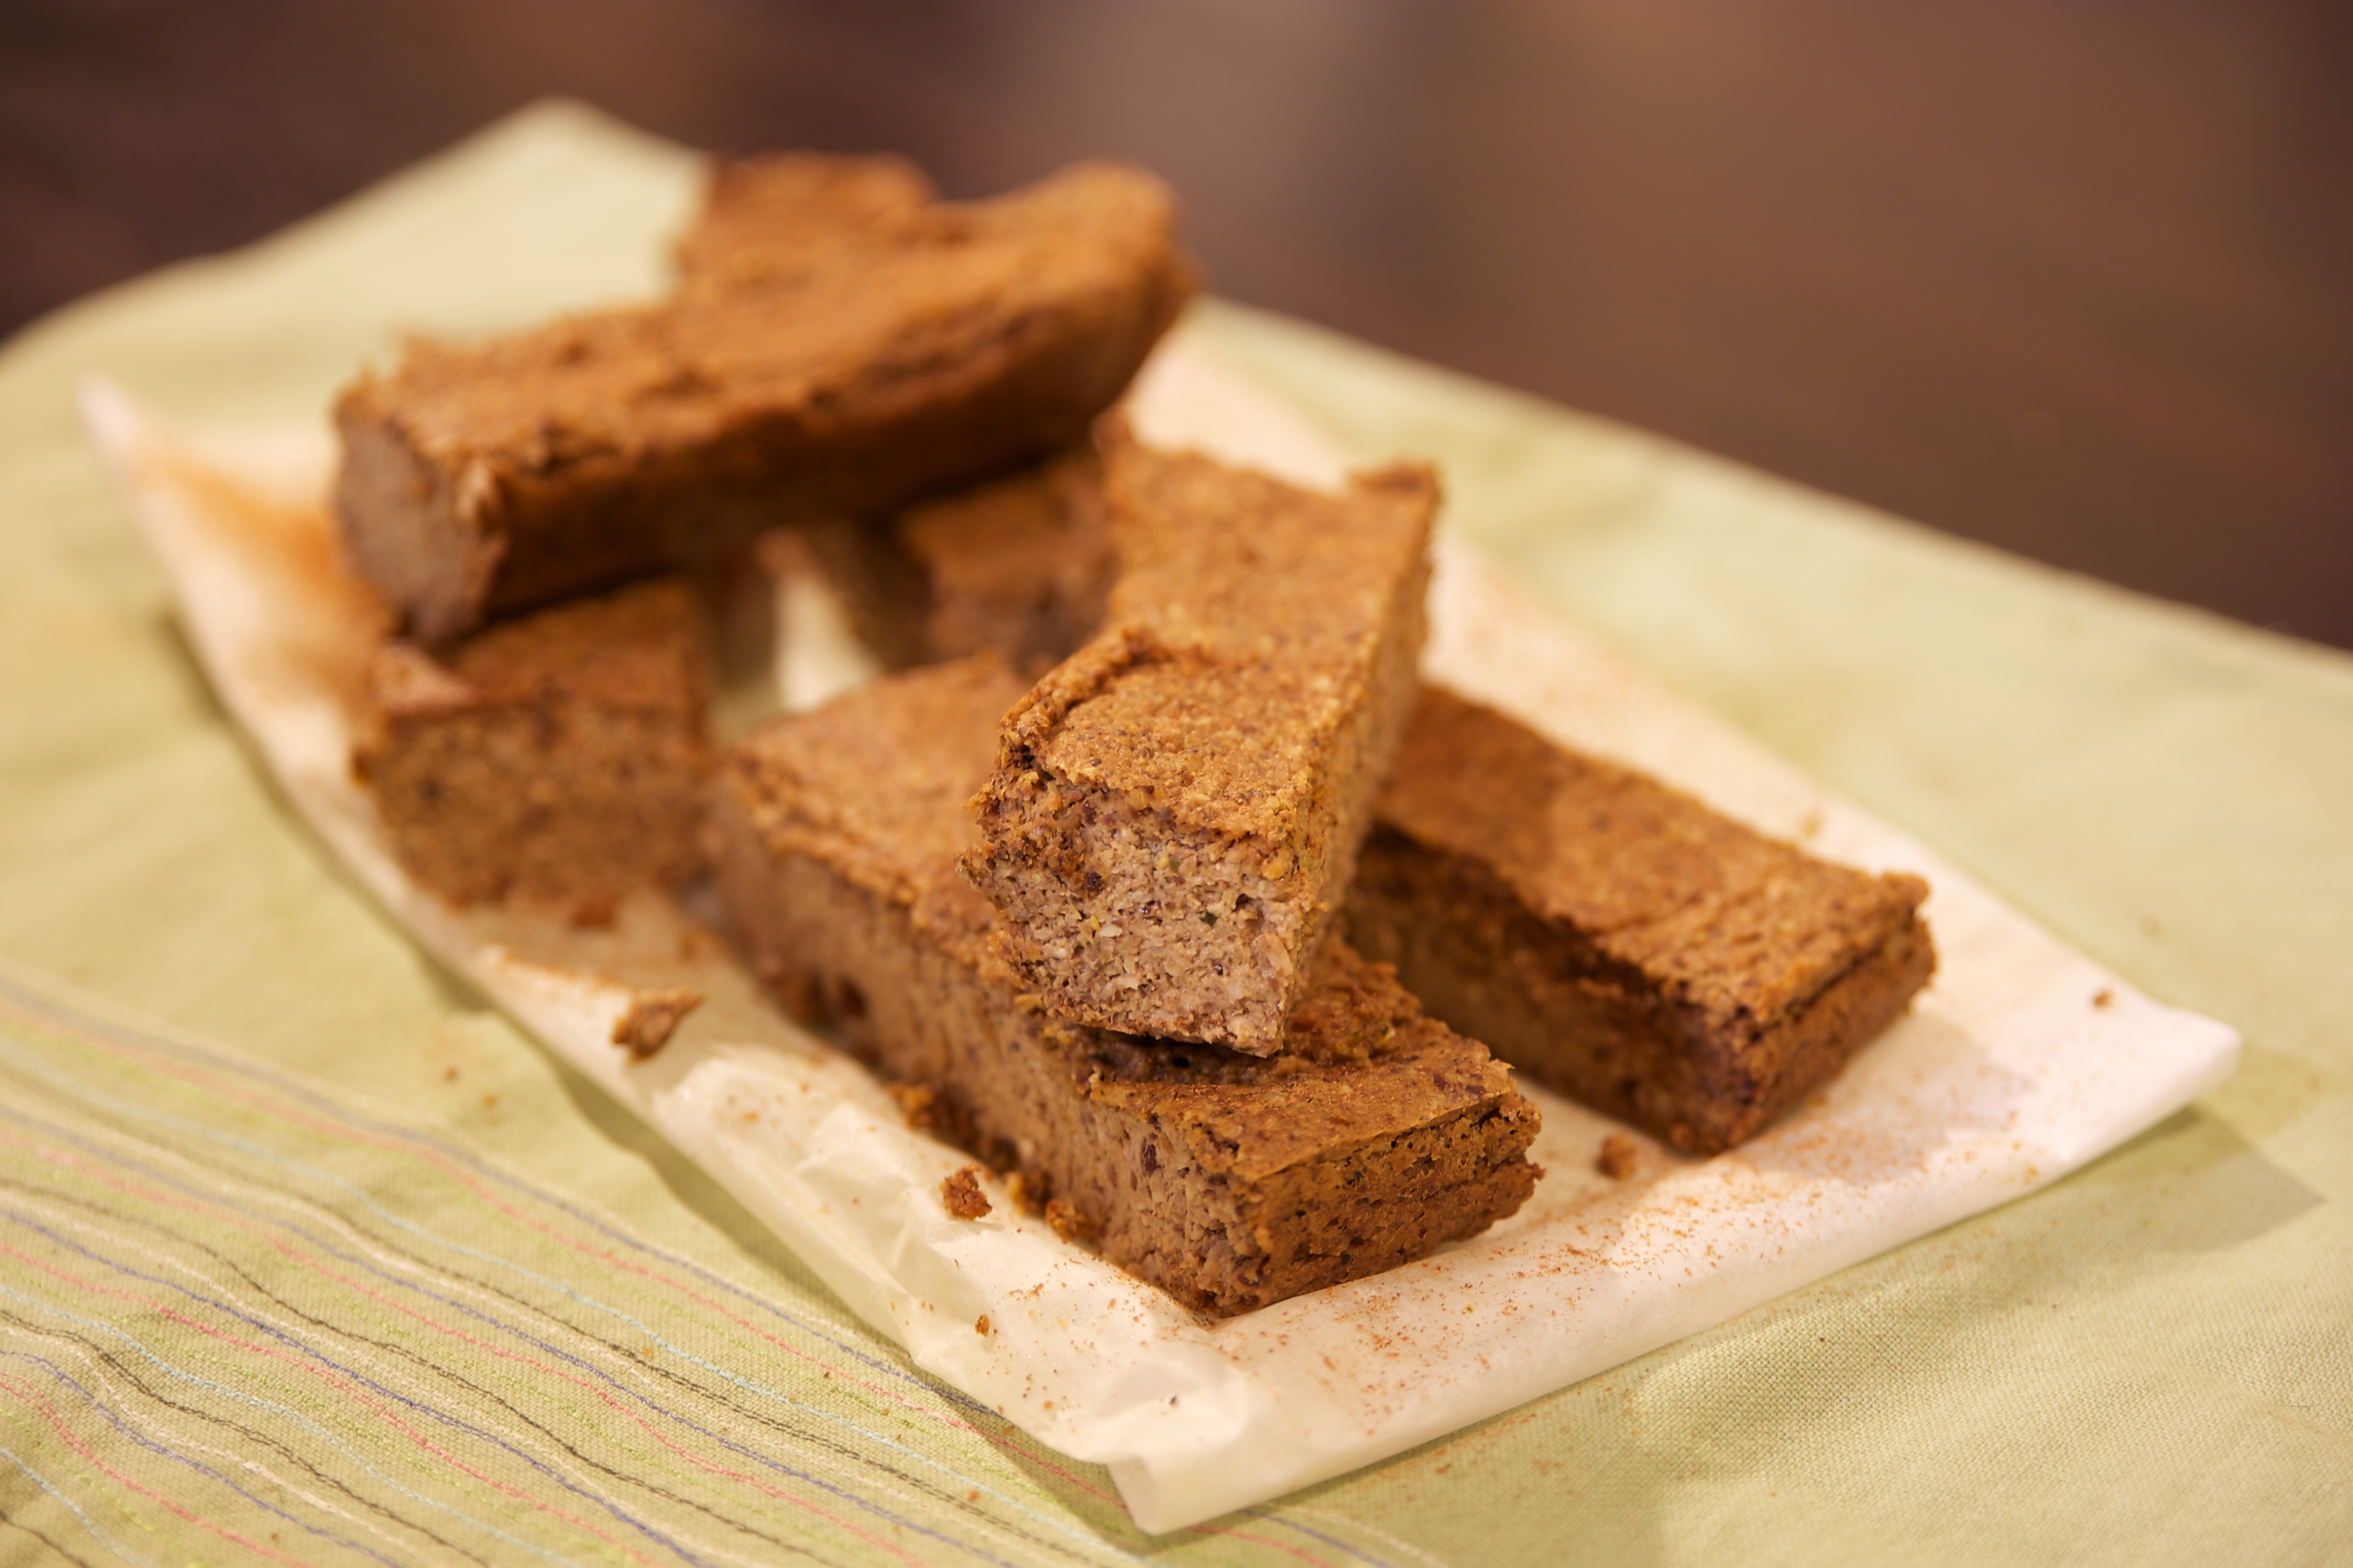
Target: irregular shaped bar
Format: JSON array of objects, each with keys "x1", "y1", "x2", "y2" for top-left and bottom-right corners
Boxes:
[
  {"x1": 335, "y1": 160, "x2": 1194, "y2": 641},
  {"x1": 1348, "y1": 686, "x2": 1936, "y2": 1155},
  {"x1": 963, "y1": 430, "x2": 1435, "y2": 1054}
]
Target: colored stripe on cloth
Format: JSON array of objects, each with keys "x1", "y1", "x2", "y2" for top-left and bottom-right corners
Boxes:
[{"x1": 0, "y1": 966, "x2": 1434, "y2": 1568}]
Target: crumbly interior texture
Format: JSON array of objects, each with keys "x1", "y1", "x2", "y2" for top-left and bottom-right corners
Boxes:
[
  {"x1": 1346, "y1": 686, "x2": 1936, "y2": 1155},
  {"x1": 712, "y1": 659, "x2": 1539, "y2": 1316},
  {"x1": 333, "y1": 160, "x2": 1196, "y2": 642},
  {"x1": 963, "y1": 434, "x2": 1435, "y2": 1055},
  {"x1": 351, "y1": 577, "x2": 713, "y2": 915},
  {"x1": 782, "y1": 445, "x2": 1114, "y2": 676}
]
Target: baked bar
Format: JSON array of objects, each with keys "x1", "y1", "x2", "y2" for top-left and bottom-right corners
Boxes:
[
  {"x1": 352, "y1": 577, "x2": 713, "y2": 916},
  {"x1": 784, "y1": 445, "x2": 1114, "y2": 676},
  {"x1": 334, "y1": 160, "x2": 1195, "y2": 642},
  {"x1": 711, "y1": 658, "x2": 1540, "y2": 1316},
  {"x1": 963, "y1": 429, "x2": 1435, "y2": 1054},
  {"x1": 1346, "y1": 686, "x2": 1936, "y2": 1155}
]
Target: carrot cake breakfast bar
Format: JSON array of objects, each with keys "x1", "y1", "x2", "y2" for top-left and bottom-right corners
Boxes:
[
  {"x1": 711, "y1": 658, "x2": 1540, "y2": 1316},
  {"x1": 352, "y1": 576, "x2": 713, "y2": 918},
  {"x1": 962, "y1": 428, "x2": 1436, "y2": 1055},
  {"x1": 334, "y1": 160, "x2": 1195, "y2": 642},
  {"x1": 1346, "y1": 685, "x2": 1936, "y2": 1156}
]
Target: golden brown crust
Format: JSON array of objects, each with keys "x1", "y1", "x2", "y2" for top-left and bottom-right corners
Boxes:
[
  {"x1": 1346, "y1": 686, "x2": 1936, "y2": 1154},
  {"x1": 1374, "y1": 686, "x2": 1928, "y2": 1035},
  {"x1": 962, "y1": 433, "x2": 1435, "y2": 1053},
  {"x1": 721, "y1": 652, "x2": 1019, "y2": 960},
  {"x1": 713, "y1": 660, "x2": 1539, "y2": 1316},
  {"x1": 335, "y1": 161, "x2": 1196, "y2": 642},
  {"x1": 1013, "y1": 437, "x2": 1434, "y2": 847}
]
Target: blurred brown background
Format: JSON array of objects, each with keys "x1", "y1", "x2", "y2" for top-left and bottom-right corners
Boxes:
[{"x1": 6, "y1": 0, "x2": 2349, "y2": 647}]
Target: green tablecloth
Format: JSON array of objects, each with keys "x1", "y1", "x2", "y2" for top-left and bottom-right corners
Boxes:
[{"x1": 1, "y1": 102, "x2": 2344, "y2": 1566}]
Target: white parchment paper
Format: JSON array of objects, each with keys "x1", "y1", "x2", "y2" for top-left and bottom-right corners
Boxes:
[{"x1": 84, "y1": 336, "x2": 2239, "y2": 1533}]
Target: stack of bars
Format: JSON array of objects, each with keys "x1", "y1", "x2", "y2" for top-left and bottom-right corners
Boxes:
[{"x1": 337, "y1": 152, "x2": 1936, "y2": 1318}]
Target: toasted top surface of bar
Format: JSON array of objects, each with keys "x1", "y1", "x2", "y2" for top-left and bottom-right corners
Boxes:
[
  {"x1": 727, "y1": 656, "x2": 1025, "y2": 959},
  {"x1": 998, "y1": 434, "x2": 1436, "y2": 847},
  {"x1": 674, "y1": 152, "x2": 936, "y2": 290},
  {"x1": 339, "y1": 161, "x2": 1188, "y2": 477},
  {"x1": 371, "y1": 578, "x2": 707, "y2": 716},
  {"x1": 1379, "y1": 686, "x2": 1929, "y2": 1032}
]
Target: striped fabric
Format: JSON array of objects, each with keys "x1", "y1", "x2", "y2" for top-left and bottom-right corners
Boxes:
[{"x1": 0, "y1": 968, "x2": 1438, "y2": 1568}]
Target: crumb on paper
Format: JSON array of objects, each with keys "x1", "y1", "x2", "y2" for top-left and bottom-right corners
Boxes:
[
  {"x1": 611, "y1": 987, "x2": 704, "y2": 1058},
  {"x1": 942, "y1": 1165, "x2": 993, "y2": 1219},
  {"x1": 1598, "y1": 1133, "x2": 1639, "y2": 1181},
  {"x1": 2093, "y1": 987, "x2": 2114, "y2": 1009},
  {"x1": 974, "y1": 1315, "x2": 992, "y2": 1338}
]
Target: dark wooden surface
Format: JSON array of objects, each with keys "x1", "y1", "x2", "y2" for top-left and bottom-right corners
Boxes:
[{"x1": 7, "y1": 0, "x2": 2349, "y2": 648}]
